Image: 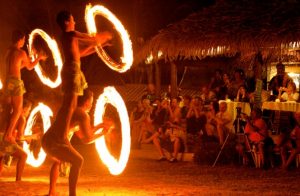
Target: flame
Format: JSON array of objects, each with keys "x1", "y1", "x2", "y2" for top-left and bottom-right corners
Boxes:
[
  {"x1": 28, "y1": 29, "x2": 63, "y2": 88},
  {"x1": 23, "y1": 103, "x2": 53, "y2": 167},
  {"x1": 94, "y1": 87, "x2": 131, "y2": 175},
  {"x1": 85, "y1": 4, "x2": 133, "y2": 73},
  {"x1": 0, "y1": 79, "x2": 2, "y2": 90}
]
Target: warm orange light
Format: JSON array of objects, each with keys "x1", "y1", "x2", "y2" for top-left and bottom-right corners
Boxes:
[
  {"x1": 94, "y1": 87, "x2": 131, "y2": 175},
  {"x1": 85, "y1": 4, "x2": 133, "y2": 73},
  {"x1": 0, "y1": 79, "x2": 2, "y2": 90},
  {"x1": 28, "y1": 29, "x2": 63, "y2": 88},
  {"x1": 23, "y1": 103, "x2": 52, "y2": 167}
]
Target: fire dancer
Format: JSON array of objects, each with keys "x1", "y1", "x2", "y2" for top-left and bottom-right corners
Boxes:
[
  {"x1": 3, "y1": 30, "x2": 46, "y2": 144},
  {"x1": 42, "y1": 10, "x2": 112, "y2": 196},
  {"x1": 43, "y1": 89, "x2": 113, "y2": 195},
  {"x1": 0, "y1": 99, "x2": 33, "y2": 181}
]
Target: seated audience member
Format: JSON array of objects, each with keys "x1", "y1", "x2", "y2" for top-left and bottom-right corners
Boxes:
[
  {"x1": 180, "y1": 95, "x2": 191, "y2": 151},
  {"x1": 139, "y1": 98, "x2": 155, "y2": 142},
  {"x1": 200, "y1": 85, "x2": 217, "y2": 105},
  {"x1": 186, "y1": 96, "x2": 207, "y2": 136},
  {"x1": 180, "y1": 95, "x2": 191, "y2": 128},
  {"x1": 244, "y1": 107, "x2": 273, "y2": 168},
  {"x1": 209, "y1": 69, "x2": 225, "y2": 99},
  {"x1": 143, "y1": 120, "x2": 185, "y2": 162},
  {"x1": 130, "y1": 100, "x2": 145, "y2": 148},
  {"x1": 227, "y1": 69, "x2": 246, "y2": 100},
  {"x1": 219, "y1": 73, "x2": 231, "y2": 100},
  {"x1": 236, "y1": 85, "x2": 250, "y2": 102},
  {"x1": 205, "y1": 101, "x2": 219, "y2": 137},
  {"x1": 280, "y1": 112, "x2": 300, "y2": 170},
  {"x1": 212, "y1": 101, "x2": 232, "y2": 145},
  {"x1": 151, "y1": 99, "x2": 170, "y2": 134},
  {"x1": 268, "y1": 62, "x2": 292, "y2": 97},
  {"x1": 141, "y1": 83, "x2": 157, "y2": 104},
  {"x1": 168, "y1": 97, "x2": 182, "y2": 123},
  {"x1": 141, "y1": 99, "x2": 170, "y2": 143},
  {"x1": 278, "y1": 81, "x2": 299, "y2": 102}
]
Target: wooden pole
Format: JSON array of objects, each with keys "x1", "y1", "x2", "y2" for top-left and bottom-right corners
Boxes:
[
  {"x1": 147, "y1": 64, "x2": 154, "y2": 85},
  {"x1": 155, "y1": 63, "x2": 161, "y2": 97},
  {"x1": 170, "y1": 61, "x2": 178, "y2": 98}
]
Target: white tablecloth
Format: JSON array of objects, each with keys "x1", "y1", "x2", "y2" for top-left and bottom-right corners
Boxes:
[{"x1": 262, "y1": 102, "x2": 300, "y2": 112}]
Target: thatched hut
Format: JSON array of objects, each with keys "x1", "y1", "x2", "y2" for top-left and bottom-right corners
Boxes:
[{"x1": 134, "y1": 0, "x2": 300, "y2": 96}]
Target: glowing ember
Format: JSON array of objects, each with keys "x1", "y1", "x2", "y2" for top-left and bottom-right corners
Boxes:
[
  {"x1": 0, "y1": 79, "x2": 2, "y2": 90},
  {"x1": 28, "y1": 29, "x2": 63, "y2": 88},
  {"x1": 85, "y1": 4, "x2": 133, "y2": 73},
  {"x1": 94, "y1": 87, "x2": 131, "y2": 175},
  {"x1": 23, "y1": 103, "x2": 53, "y2": 167}
]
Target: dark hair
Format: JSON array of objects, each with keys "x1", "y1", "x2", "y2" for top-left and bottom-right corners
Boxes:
[
  {"x1": 11, "y1": 30, "x2": 25, "y2": 43},
  {"x1": 238, "y1": 85, "x2": 247, "y2": 91},
  {"x1": 276, "y1": 62, "x2": 285, "y2": 69},
  {"x1": 78, "y1": 89, "x2": 93, "y2": 107},
  {"x1": 56, "y1": 10, "x2": 71, "y2": 30}
]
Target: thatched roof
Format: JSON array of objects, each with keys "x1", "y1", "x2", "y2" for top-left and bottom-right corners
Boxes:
[{"x1": 134, "y1": 0, "x2": 300, "y2": 64}]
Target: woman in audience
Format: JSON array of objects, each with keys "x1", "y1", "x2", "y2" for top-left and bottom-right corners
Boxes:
[
  {"x1": 278, "y1": 81, "x2": 299, "y2": 102},
  {"x1": 236, "y1": 85, "x2": 250, "y2": 102}
]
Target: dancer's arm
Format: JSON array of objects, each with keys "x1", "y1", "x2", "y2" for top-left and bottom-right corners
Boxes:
[{"x1": 76, "y1": 114, "x2": 113, "y2": 144}]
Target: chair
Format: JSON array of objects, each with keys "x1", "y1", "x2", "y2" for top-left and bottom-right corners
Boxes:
[{"x1": 242, "y1": 134, "x2": 263, "y2": 168}]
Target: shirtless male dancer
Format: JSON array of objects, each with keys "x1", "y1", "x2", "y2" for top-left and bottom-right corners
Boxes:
[
  {"x1": 41, "y1": 11, "x2": 112, "y2": 196},
  {"x1": 48, "y1": 89, "x2": 113, "y2": 195},
  {"x1": 0, "y1": 30, "x2": 45, "y2": 181}
]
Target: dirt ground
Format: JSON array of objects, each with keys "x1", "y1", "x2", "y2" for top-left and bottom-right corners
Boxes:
[{"x1": 1, "y1": 144, "x2": 300, "y2": 196}]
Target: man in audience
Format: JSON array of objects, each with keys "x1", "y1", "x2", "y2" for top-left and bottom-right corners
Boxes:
[
  {"x1": 213, "y1": 101, "x2": 232, "y2": 145},
  {"x1": 269, "y1": 62, "x2": 292, "y2": 97}
]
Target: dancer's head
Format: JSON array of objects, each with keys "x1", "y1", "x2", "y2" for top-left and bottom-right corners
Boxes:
[
  {"x1": 78, "y1": 89, "x2": 94, "y2": 112},
  {"x1": 11, "y1": 30, "x2": 25, "y2": 46},
  {"x1": 56, "y1": 10, "x2": 73, "y2": 31}
]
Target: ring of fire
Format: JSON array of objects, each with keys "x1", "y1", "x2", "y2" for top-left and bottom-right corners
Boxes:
[
  {"x1": 85, "y1": 4, "x2": 133, "y2": 73},
  {"x1": 28, "y1": 29, "x2": 63, "y2": 88},
  {"x1": 23, "y1": 103, "x2": 52, "y2": 167},
  {"x1": 94, "y1": 86, "x2": 131, "y2": 175}
]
